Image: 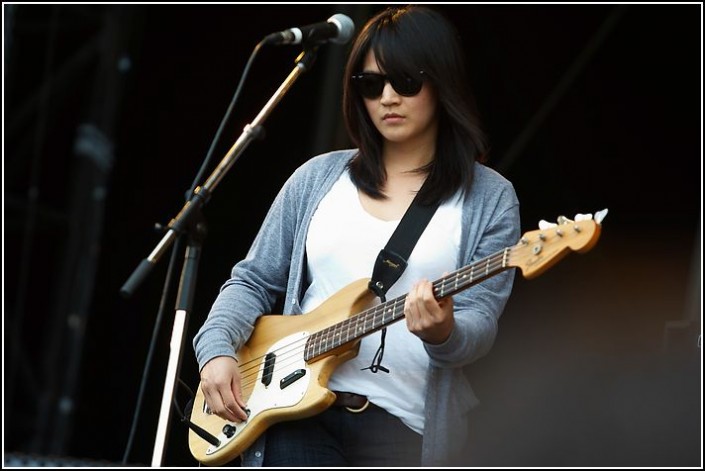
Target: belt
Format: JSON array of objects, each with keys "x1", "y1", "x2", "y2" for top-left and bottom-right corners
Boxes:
[{"x1": 332, "y1": 391, "x2": 371, "y2": 413}]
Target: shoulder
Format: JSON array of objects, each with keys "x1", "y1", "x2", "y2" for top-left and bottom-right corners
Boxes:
[
  {"x1": 281, "y1": 148, "x2": 357, "y2": 198},
  {"x1": 473, "y1": 162, "x2": 514, "y2": 188},
  {"x1": 295, "y1": 149, "x2": 357, "y2": 176},
  {"x1": 462, "y1": 163, "x2": 520, "y2": 224},
  {"x1": 466, "y1": 162, "x2": 518, "y2": 204}
]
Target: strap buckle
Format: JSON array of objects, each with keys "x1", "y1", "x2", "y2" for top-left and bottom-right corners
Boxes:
[{"x1": 345, "y1": 399, "x2": 370, "y2": 413}]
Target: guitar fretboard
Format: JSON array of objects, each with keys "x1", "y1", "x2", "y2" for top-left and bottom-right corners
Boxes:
[{"x1": 304, "y1": 247, "x2": 511, "y2": 361}]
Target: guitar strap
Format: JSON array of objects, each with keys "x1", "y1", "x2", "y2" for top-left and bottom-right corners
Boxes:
[{"x1": 363, "y1": 178, "x2": 440, "y2": 373}]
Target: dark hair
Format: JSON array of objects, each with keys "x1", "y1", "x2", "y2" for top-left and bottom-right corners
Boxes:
[{"x1": 343, "y1": 5, "x2": 488, "y2": 205}]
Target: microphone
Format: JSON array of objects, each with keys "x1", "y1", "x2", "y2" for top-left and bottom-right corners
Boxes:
[{"x1": 264, "y1": 13, "x2": 355, "y2": 46}]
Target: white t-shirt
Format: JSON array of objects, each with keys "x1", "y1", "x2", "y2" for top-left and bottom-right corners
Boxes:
[{"x1": 301, "y1": 169, "x2": 462, "y2": 434}]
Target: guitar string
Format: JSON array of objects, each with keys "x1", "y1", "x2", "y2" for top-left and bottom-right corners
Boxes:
[
  {"x1": 235, "y1": 256, "x2": 512, "y2": 391},
  {"x1": 235, "y1": 294, "x2": 407, "y2": 388},
  {"x1": 235, "y1": 295, "x2": 411, "y2": 391},
  {"x1": 235, "y1": 247, "x2": 517, "y2": 391}
]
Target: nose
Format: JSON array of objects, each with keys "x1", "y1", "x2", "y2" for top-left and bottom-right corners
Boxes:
[{"x1": 379, "y1": 80, "x2": 400, "y2": 104}]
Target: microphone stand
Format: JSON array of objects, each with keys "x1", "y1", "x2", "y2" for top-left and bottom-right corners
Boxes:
[
  {"x1": 150, "y1": 212, "x2": 205, "y2": 467},
  {"x1": 119, "y1": 46, "x2": 319, "y2": 466}
]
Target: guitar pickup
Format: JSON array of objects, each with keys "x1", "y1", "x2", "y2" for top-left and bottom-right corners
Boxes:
[
  {"x1": 262, "y1": 352, "x2": 276, "y2": 386},
  {"x1": 280, "y1": 368, "x2": 306, "y2": 389}
]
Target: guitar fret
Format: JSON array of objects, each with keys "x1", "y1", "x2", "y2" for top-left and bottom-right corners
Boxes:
[
  {"x1": 341, "y1": 319, "x2": 349, "y2": 347},
  {"x1": 326, "y1": 323, "x2": 333, "y2": 350},
  {"x1": 309, "y1": 333, "x2": 317, "y2": 359},
  {"x1": 389, "y1": 300, "x2": 398, "y2": 323},
  {"x1": 325, "y1": 324, "x2": 333, "y2": 351},
  {"x1": 350, "y1": 314, "x2": 358, "y2": 341},
  {"x1": 316, "y1": 332, "x2": 322, "y2": 357},
  {"x1": 334, "y1": 320, "x2": 343, "y2": 348},
  {"x1": 335, "y1": 321, "x2": 344, "y2": 348},
  {"x1": 355, "y1": 312, "x2": 363, "y2": 336},
  {"x1": 350, "y1": 315, "x2": 357, "y2": 341}
]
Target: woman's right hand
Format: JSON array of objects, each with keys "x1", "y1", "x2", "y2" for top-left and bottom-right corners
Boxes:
[{"x1": 199, "y1": 356, "x2": 249, "y2": 422}]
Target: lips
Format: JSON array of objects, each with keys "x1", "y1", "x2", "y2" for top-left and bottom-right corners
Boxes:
[{"x1": 383, "y1": 113, "x2": 404, "y2": 122}]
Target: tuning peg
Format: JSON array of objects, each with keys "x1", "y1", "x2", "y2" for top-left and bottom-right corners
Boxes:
[
  {"x1": 557, "y1": 215, "x2": 573, "y2": 225},
  {"x1": 594, "y1": 208, "x2": 609, "y2": 224},
  {"x1": 538, "y1": 219, "x2": 557, "y2": 230},
  {"x1": 575, "y1": 213, "x2": 593, "y2": 221}
]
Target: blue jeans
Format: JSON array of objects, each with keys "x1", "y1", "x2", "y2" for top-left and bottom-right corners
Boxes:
[{"x1": 262, "y1": 403, "x2": 422, "y2": 467}]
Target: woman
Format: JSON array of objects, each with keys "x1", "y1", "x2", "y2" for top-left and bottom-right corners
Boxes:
[{"x1": 193, "y1": 5, "x2": 520, "y2": 466}]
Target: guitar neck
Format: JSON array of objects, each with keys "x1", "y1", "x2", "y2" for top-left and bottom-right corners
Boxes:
[{"x1": 304, "y1": 247, "x2": 512, "y2": 360}]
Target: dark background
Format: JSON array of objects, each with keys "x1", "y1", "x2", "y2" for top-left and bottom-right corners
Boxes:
[{"x1": 4, "y1": 4, "x2": 701, "y2": 467}]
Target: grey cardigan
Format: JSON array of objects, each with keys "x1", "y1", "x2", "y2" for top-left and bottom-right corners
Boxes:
[{"x1": 193, "y1": 149, "x2": 521, "y2": 466}]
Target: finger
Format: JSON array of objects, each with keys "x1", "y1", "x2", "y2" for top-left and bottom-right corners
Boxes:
[
  {"x1": 233, "y1": 387, "x2": 246, "y2": 409},
  {"x1": 420, "y1": 280, "x2": 441, "y2": 319},
  {"x1": 201, "y1": 383, "x2": 232, "y2": 421},
  {"x1": 230, "y1": 377, "x2": 249, "y2": 419},
  {"x1": 202, "y1": 377, "x2": 241, "y2": 422},
  {"x1": 406, "y1": 280, "x2": 427, "y2": 330},
  {"x1": 219, "y1": 390, "x2": 245, "y2": 422},
  {"x1": 404, "y1": 295, "x2": 414, "y2": 329},
  {"x1": 404, "y1": 286, "x2": 420, "y2": 329}
]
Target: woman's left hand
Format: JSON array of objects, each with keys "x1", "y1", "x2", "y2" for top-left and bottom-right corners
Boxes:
[{"x1": 404, "y1": 278, "x2": 454, "y2": 344}]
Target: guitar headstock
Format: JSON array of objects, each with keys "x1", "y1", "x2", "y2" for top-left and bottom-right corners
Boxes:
[{"x1": 509, "y1": 209, "x2": 607, "y2": 279}]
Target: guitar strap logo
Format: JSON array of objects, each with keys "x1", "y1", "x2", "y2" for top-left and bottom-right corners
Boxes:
[{"x1": 368, "y1": 248, "x2": 408, "y2": 300}]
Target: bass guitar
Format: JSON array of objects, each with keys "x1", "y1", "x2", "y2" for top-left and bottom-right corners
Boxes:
[{"x1": 189, "y1": 209, "x2": 607, "y2": 465}]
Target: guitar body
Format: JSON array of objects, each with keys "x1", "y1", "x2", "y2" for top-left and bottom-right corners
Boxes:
[{"x1": 189, "y1": 278, "x2": 377, "y2": 466}]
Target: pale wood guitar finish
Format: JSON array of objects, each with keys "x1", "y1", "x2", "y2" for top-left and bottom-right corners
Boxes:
[{"x1": 189, "y1": 212, "x2": 605, "y2": 465}]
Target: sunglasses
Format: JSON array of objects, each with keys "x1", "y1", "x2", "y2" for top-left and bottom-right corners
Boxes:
[{"x1": 351, "y1": 71, "x2": 425, "y2": 99}]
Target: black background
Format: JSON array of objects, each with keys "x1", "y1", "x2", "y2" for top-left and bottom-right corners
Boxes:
[{"x1": 4, "y1": 4, "x2": 701, "y2": 467}]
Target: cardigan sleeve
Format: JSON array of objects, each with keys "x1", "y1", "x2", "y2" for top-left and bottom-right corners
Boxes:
[{"x1": 424, "y1": 168, "x2": 521, "y2": 368}]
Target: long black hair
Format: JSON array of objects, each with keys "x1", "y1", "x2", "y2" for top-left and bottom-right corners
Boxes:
[{"x1": 343, "y1": 5, "x2": 488, "y2": 205}]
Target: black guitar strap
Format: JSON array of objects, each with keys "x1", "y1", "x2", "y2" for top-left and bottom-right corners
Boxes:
[{"x1": 363, "y1": 179, "x2": 440, "y2": 373}]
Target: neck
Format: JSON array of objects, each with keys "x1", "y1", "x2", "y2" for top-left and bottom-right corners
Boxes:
[{"x1": 383, "y1": 141, "x2": 435, "y2": 175}]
